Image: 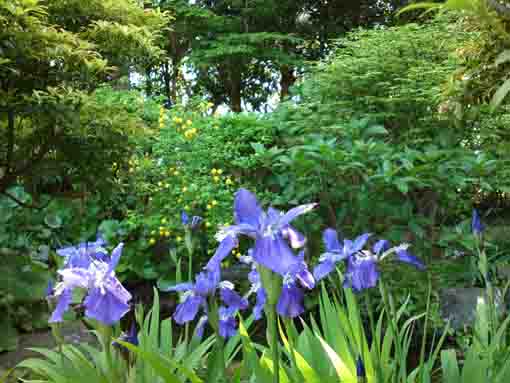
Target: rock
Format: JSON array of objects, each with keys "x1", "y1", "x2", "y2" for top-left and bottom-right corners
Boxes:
[{"x1": 439, "y1": 287, "x2": 505, "y2": 330}]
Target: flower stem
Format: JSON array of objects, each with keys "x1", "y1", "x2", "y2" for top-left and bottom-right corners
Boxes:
[
  {"x1": 266, "y1": 304, "x2": 280, "y2": 383},
  {"x1": 98, "y1": 324, "x2": 115, "y2": 381},
  {"x1": 364, "y1": 293, "x2": 383, "y2": 383}
]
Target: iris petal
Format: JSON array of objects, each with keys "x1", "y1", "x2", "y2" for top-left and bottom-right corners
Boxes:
[
  {"x1": 277, "y1": 284, "x2": 304, "y2": 318},
  {"x1": 49, "y1": 289, "x2": 73, "y2": 323},
  {"x1": 252, "y1": 235, "x2": 300, "y2": 276},
  {"x1": 84, "y1": 287, "x2": 131, "y2": 325},
  {"x1": 254, "y1": 288, "x2": 266, "y2": 320},
  {"x1": 278, "y1": 203, "x2": 317, "y2": 228},
  {"x1": 220, "y1": 288, "x2": 249, "y2": 311},
  {"x1": 323, "y1": 228, "x2": 342, "y2": 253},
  {"x1": 313, "y1": 260, "x2": 336, "y2": 281},
  {"x1": 373, "y1": 239, "x2": 390, "y2": 255},
  {"x1": 282, "y1": 225, "x2": 306, "y2": 249},
  {"x1": 206, "y1": 235, "x2": 238, "y2": 271},
  {"x1": 344, "y1": 256, "x2": 379, "y2": 292},
  {"x1": 174, "y1": 295, "x2": 205, "y2": 324},
  {"x1": 396, "y1": 250, "x2": 425, "y2": 270},
  {"x1": 234, "y1": 189, "x2": 263, "y2": 227}
]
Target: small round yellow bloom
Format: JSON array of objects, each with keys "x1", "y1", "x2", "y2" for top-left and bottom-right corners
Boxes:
[
  {"x1": 186, "y1": 119, "x2": 192, "y2": 126},
  {"x1": 182, "y1": 187, "x2": 188, "y2": 192},
  {"x1": 205, "y1": 221, "x2": 211, "y2": 228},
  {"x1": 217, "y1": 169, "x2": 223, "y2": 175},
  {"x1": 164, "y1": 231, "x2": 170, "y2": 237},
  {"x1": 150, "y1": 230, "x2": 156, "y2": 235},
  {"x1": 159, "y1": 226, "x2": 165, "y2": 231},
  {"x1": 176, "y1": 236, "x2": 182, "y2": 242},
  {"x1": 213, "y1": 176, "x2": 220, "y2": 182},
  {"x1": 149, "y1": 238, "x2": 156, "y2": 245},
  {"x1": 173, "y1": 170, "x2": 180, "y2": 176},
  {"x1": 129, "y1": 167, "x2": 134, "y2": 173},
  {"x1": 207, "y1": 204, "x2": 212, "y2": 210},
  {"x1": 161, "y1": 218, "x2": 167, "y2": 224},
  {"x1": 164, "y1": 183, "x2": 170, "y2": 188},
  {"x1": 211, "y1": 168, "x2": 218, "y2": 175},
  {"x1": 211, "y1": 200, "x2": 218, "y2": 206},
  {"x1": 225, "y1": 178, "x2": 233, "y2": 186},
  {"x1": 157, "y1": 181, "x2": 163, "y2": 187}
]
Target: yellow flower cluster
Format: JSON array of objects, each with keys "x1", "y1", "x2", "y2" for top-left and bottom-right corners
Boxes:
[
  {"x1": 206, "y1": 199, "x2": 218, "y2": 210},
  {"x1": 211, "y1": 168, "x2": 223, "y2": 183},
  {"x1": 159, "y1": 106, "x2": 166, "y2": 129},
  {"x1": 172, "y1": 116, "x2": 197, "y2": 139}
]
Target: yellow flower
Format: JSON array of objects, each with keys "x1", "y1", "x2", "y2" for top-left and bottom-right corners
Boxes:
[
  {"x1": 206, "y1": 204, "x2": 212, "y2": 210},
  {"x1": 150, "y1": 230, "x2": 156, "y2": 235},
  {"x1": 207, "y1": 102, "x2": 214, "y2": 108},
  {"x1": 182, "y1": 187, "x2": 188, "y2": 192},
  {"x1": 211, "y1": 200, "x2": 218, "y2": 206},
  {"x1": 211, "y1": 168, "x2": 218, "y2": 175},
  {"x1": 205, "y1": 221, "x2": 211, "y2": 228},
  {"x1": 213, "y1": 175, "x2": 221, "y2": 182},
  {"x1": 173, "y1": 170, "x2": 180, "y2": 176},
  {"x1": 149, "y1": 238, "x2": 156, "y2": 245},
  {"x1": 164, "y1": 183, "x2": 170, "y2": 188},
  {"x1": 159, "y1": 226, "x2": 165, "y2": 231},
  {"x1": 216, "y1": 169, "x2": 223, "y2": 175},
  {"x1": 178, "y1": 197, "x2": 183, "y2": 203},
  {"x1": 164, "y1": 231, "x2": 170, "y2": 237},
  {"x1": 225, "y1": 178, "x2": 233, "y2": 186},
  {"x1": 176, "y1": 236, "x2": 182, "y2": 242},
  {"x1": 157, "y1": 181, "x2": 163, "y2": 187},
  {"x1": 129, "y1": 167, "x2": 134, "y2": 173},
  {"x1": 186, "y1": 119, "x2": 192, "y2": 126},
  {"x1": 184, "y1": 204, "x2": 190, "y2": 210},
  {"x1": 161, "y1": 218, "x2": 167, "y2": 224}
]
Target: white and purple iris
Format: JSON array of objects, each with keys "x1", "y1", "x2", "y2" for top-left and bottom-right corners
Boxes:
[
  {"x1": 181, "y1": 211, "x2": 203, "y2": 230},
  {"x1": 49, "y1": 242, "x2": 132, "y2": 325},
  {"x1": 56, "y1": 234, "x2": 108, "y2": 269},
  {"x1": 205, "y1": 189, "x2": 316, "y2": 317},
  {"x1": 314, "y1": 229, "x2": 425, "y2": 292},
  {"x1": 165, "y1": 268, "x2": 248, "y2": 338}
]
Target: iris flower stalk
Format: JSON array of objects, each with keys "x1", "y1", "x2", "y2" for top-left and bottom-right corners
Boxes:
[
  {"x1": 164, "y1": 267, "x2": 248, "y2": 379},
  {"x1": 206, "y1": 189, "x2": 316, "y2": 383}
]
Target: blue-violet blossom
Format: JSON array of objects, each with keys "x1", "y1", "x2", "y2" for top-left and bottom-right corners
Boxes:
[
  {"x1": 206, "y1": 188, "x2": 315, "y2": 280},
  {"x1": 49, "y1": 243, "x2": 131, "y2": 325},
  {"x1": 165, "y1": 268, "x2": 248, "y2": 338},
  {"x1": 472, "y1": 209, "x2": 484, "y2": 235}
]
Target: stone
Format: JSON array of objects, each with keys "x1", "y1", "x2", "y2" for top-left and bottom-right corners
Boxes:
[{"x1": 439, "y1": 287, "x2": 505, "y2": 330}]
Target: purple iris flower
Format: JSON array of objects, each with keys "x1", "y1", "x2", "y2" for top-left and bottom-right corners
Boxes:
[
  {"x1": 356, "y1": 356, "x2": 366, "y2": 379},
  {"x1": 245, "y1": 265, "x2": 267, "y2": 320},
  {"x1": 471, "y1": 209, "x2": 484, "y2": 235},
  {"x1": 45, "y1": 280, "x2": 54, "y2": 298},
  {"x1": 49, "y1": 243, "x2": 131, "y2": 325},
  {"x1": 276, "y1": 251, "x2": 315, "y2": 318},
  {"x1": 181, "y1": 211, "x2": 203, "y2": 230},
  {"x1": 206, "y1": 188, "x2": 316, "y2": 278},
  {"x1": 113, "y1": 323, "x2": 139, "y2": 351},
  {"x1": 344, "y1": 239, "x2": 425, "y2": 293},
  {"x1": 165, "y1": 269, "x2": 247, "y2": 338},
  {"x1": 218, "y1": 306, "x2": 238, "y2": 338},
  {"x1": 313, "y1": 229, "x2": 372, "y2": 281},
  {"x1": 56, "y1": 234, "x2": 108, "y2": 269}
]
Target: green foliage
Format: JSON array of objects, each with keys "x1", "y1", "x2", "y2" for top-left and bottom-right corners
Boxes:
[{"x1": 0, "y1": 0, "x2": 169, "y2": 198}]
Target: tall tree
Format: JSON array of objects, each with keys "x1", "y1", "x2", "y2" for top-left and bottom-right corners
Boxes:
[{"x1": 0, "y1": 0, "x2": 168, "y2": 199}]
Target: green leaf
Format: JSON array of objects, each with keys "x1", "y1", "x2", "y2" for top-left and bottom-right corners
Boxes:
[
  {"x1": 491, "y1": 78, "x2": 510, "y2": 110},
  {"x1": 0, "y1": 317, "x2": 18, "y2": 352}
]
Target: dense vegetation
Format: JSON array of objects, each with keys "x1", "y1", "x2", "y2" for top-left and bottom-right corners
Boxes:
[{"x1": 2, "y1": 0, "x2": 510, "y2": 382}]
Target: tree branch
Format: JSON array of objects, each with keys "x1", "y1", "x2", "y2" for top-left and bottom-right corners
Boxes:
[{"x1": 1, "y1": 190, "x2": 50, "y2": 210}]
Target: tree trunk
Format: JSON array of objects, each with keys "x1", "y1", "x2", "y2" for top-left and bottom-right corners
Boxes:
[
  {"x1": 145, "y1": 66, "x2": 153, "y2": 96},
  {"x1": 229, "y1": 66, "x2": 242, "y2": 113},
  {"x1": 280, "y1": 65, "x2": 296, "y2": 100},
  {"x1": 163, "y1": 61, "x2": 172, "y2": 102}
]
